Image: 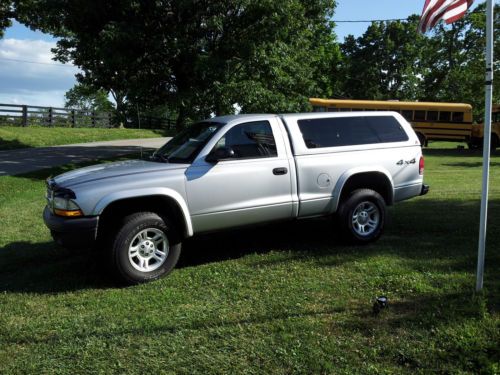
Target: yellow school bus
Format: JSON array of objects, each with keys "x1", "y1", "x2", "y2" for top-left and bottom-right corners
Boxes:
[{"x1": 309, "y1": 98, "x2": 473, "y2": 146}]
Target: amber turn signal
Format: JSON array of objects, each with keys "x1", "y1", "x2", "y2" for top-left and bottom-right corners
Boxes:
[{"x1": 54, "y1": 209, "x2": 83, "y2": 217}]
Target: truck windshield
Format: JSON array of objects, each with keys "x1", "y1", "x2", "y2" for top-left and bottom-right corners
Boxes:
[{"x1": 152, "y1": 121, "x2": 224, "y2": 163}]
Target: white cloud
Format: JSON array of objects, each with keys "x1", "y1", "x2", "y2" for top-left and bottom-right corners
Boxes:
[{"x1": 0, "y1": 38, "x2": 79, "y2": 107}]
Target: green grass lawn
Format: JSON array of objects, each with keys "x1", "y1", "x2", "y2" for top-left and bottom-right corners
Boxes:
[
  {"x1": 0, "y1": 144, "x2": 499, "y2": 374},
  {"x1": 0, "y1": 126, "x2": 172, "y2": 150}
]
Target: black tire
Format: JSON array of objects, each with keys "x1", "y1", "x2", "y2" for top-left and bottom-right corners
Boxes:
[
  {"x1": 110, "y1": 212, "x2": 181, "y2": 285},
  {"x1": 473, "y1": 136, "x2": 498, "y2": 153},
  {"x1": 467, "y1": 142, "x2": 479, "y2": 150},
  {"x1": 337, "y1": 189, "x2": 386, "y2": 244},
  {"x1": 468, "y1": 137, "x2": 482, "y2": 150},
  {"x1": 416, "y1": 132, "x2": 427, "y2": 148},
  {"x1": 491, "y1": 134, "x2": 499, "y2": 153}
]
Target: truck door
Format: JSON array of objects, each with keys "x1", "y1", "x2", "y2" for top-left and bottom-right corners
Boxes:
[{"x1": 185, "y1": 118, "x2": 293, "y2": 233}]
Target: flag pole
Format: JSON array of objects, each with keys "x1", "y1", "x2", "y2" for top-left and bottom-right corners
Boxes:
[{"x1": 476, "y1": 0, "x2": 494, "y2": 292}]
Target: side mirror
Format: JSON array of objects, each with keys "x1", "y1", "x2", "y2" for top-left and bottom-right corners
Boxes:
[{"x1": 206, "y1": 146, "x2": 235, "y2": 163}]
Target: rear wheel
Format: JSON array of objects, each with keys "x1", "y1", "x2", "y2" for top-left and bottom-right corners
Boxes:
[
  {"x1": 338, "y1": 189, "x2": 386, "y2": 244},
  {"x1": 110, "y1": 212, "x2": 181, "y2": 285}
]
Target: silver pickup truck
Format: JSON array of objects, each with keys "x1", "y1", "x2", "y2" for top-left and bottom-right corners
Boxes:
[{"x1": 44, "y1": 112, "x2": 428, "y2": 284}]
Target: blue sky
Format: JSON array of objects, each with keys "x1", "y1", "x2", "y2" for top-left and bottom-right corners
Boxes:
[
  {"x1": 4, "y1": 21, "x2": 54, "y2": 42},
  {"x1": 0, "y1": 21, "x2": 78, "y2": 107},
  {"x1": 0, "y1": 1, "x2": 485, "y2": 107},
  {"x1": 335, "y1": 0, "x2": 424, "y2": 40}
]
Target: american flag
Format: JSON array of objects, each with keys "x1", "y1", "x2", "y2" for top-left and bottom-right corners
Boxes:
[{"x1": 418, "y1": 0, "x2": 475, "y2": 33}]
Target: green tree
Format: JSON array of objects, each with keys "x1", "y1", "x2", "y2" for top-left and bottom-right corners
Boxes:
[
  {"x1": 419, "y1": 3, "x2": 500, "y2": 120},
  {"x1": 0, "y1": 2, "x2": 13, "y2": 38},
  {"x1": 339, "y1": 15, "x2": 425, "y2": 101},
  {"x1": 14, "y1": 0, "x2": 340, "y2": 127},
  {"x1": 338, "y1": 2, "x2": 500, "y2": 121},
  {"x1": 64, "y1": 83, "x2": 114, "y2": 113}
]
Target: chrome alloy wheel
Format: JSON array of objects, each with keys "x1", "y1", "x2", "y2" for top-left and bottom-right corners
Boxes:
[
  {"x1": 351, "y1": 201, "x2": 380, "y2": 237},
  {"x1": 128, "y1": 228, "x2": 169, "y2": 272}
]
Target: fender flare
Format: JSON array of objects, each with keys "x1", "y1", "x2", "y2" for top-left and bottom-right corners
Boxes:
[
  {"x1": 332, "y1": 167, "x2": 394, "y2": 212},
  {"x1": 93, "y1": 188, "x2": 193, "y2": 237}
]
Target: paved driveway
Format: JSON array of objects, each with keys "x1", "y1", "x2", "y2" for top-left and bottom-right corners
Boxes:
[{"x1": 0, "y1": 137, "x2": 170, "y2": 176}]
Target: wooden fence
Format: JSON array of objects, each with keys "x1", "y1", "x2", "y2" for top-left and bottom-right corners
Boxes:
[
  {"x1": 128, "y1": 115, "x2": 176, "y2": 130},
  {"x1": 0, "y1": 103, "x2": 176, "y2": 129}
]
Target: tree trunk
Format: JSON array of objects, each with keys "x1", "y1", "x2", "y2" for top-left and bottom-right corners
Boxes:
[{"x1": 111, "y1": 90, "x2": 127, "y2": 127}]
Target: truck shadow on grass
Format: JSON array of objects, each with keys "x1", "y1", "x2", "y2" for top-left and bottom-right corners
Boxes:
[
  {"x1": 0, "y1": 219, "x2": 353, "y2": 294},
  {"x1": 178, "y1": 218, "x2": 351, "y2": 268},
  {"x1": 0, "y1": 241, "x2": 118, "y2": 293},
  {"x1": 0, "y1": 199, "x2": 499, "y2": 299}
]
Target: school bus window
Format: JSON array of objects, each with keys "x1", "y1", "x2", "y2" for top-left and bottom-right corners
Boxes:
[
  {"x1": 427, "y1": 111, "x2": 438, "y2": 121},
  {"x1": 414, "y1": 110, "x2": 425, "y2": 121},
  {"x1": 312, "y1": 106, "x2": 325, "y2": 112},
  {"x1": 439, "y1": 111, "x2": 451, "y2": 121},
  {"x1": 340, "y1": 108, "x2": 351, "y2": 112},
  {"x1": 452, "y1": 112, "x2": 464, "y2": 122},
  {"x1": 327, "y1": 107, "x2": 338, "y2": 112},
  {"x1": 402, "y1": 110, "x2": 413, "y2": 120}
]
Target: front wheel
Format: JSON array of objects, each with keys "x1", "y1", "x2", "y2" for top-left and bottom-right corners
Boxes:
[
  {"x1": 338, "y1": 189, "x2": 386, "y2": 244},
  {"x1": 110, "y1": 212, "x2": 181, "y2": 285}
]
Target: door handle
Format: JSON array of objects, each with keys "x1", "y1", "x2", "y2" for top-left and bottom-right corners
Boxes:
[{"x1": 273, "y1": 167, "x2": 288, "y2": 175}]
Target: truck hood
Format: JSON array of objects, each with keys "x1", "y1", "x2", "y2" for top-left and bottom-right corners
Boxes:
[{"x1": 52, "y1": 159, "x2": 189, "y2": 188}]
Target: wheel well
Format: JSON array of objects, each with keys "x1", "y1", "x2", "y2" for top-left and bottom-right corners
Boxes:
[
  {"x1": 339, "y1": 172, "x2": 393, "y2": 207},
  {"x1": 97, "y1": 196, "x2": 188, "y2": 241}
]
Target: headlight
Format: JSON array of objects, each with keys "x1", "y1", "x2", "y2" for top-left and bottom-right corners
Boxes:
[
  {"x1": 53, "y1": 197, "x2": 81, "y2": 211},
  {"x1": 51, "y1": 189, "x2": 83, "y2": 217}
]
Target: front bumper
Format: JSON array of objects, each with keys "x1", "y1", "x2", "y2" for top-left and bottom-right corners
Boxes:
[
  {"x1": 43, "y1": 206, "x2": 99, "y2": 249},
  {"x1": 420, "y1": 184, "x2": 430, "y2": 196}
]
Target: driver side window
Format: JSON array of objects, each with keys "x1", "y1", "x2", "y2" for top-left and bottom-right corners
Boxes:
[{"x1": 214, "y1": 121, "x2": 277, "y2": 159}]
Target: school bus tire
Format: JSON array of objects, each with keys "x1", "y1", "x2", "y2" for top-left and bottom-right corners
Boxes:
[
  {"x1": 491, "y1": 134, "x2": 499, "y2": 152},
  {"x1": 416, "y1": 132, "x2": 427, "y2": 147},
  {"x1": 474, "y1": 135, "x2": 499, "y2": 152},
  {"x1": 467, "y1": 140, "x2": 480, "y2": 150}
]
